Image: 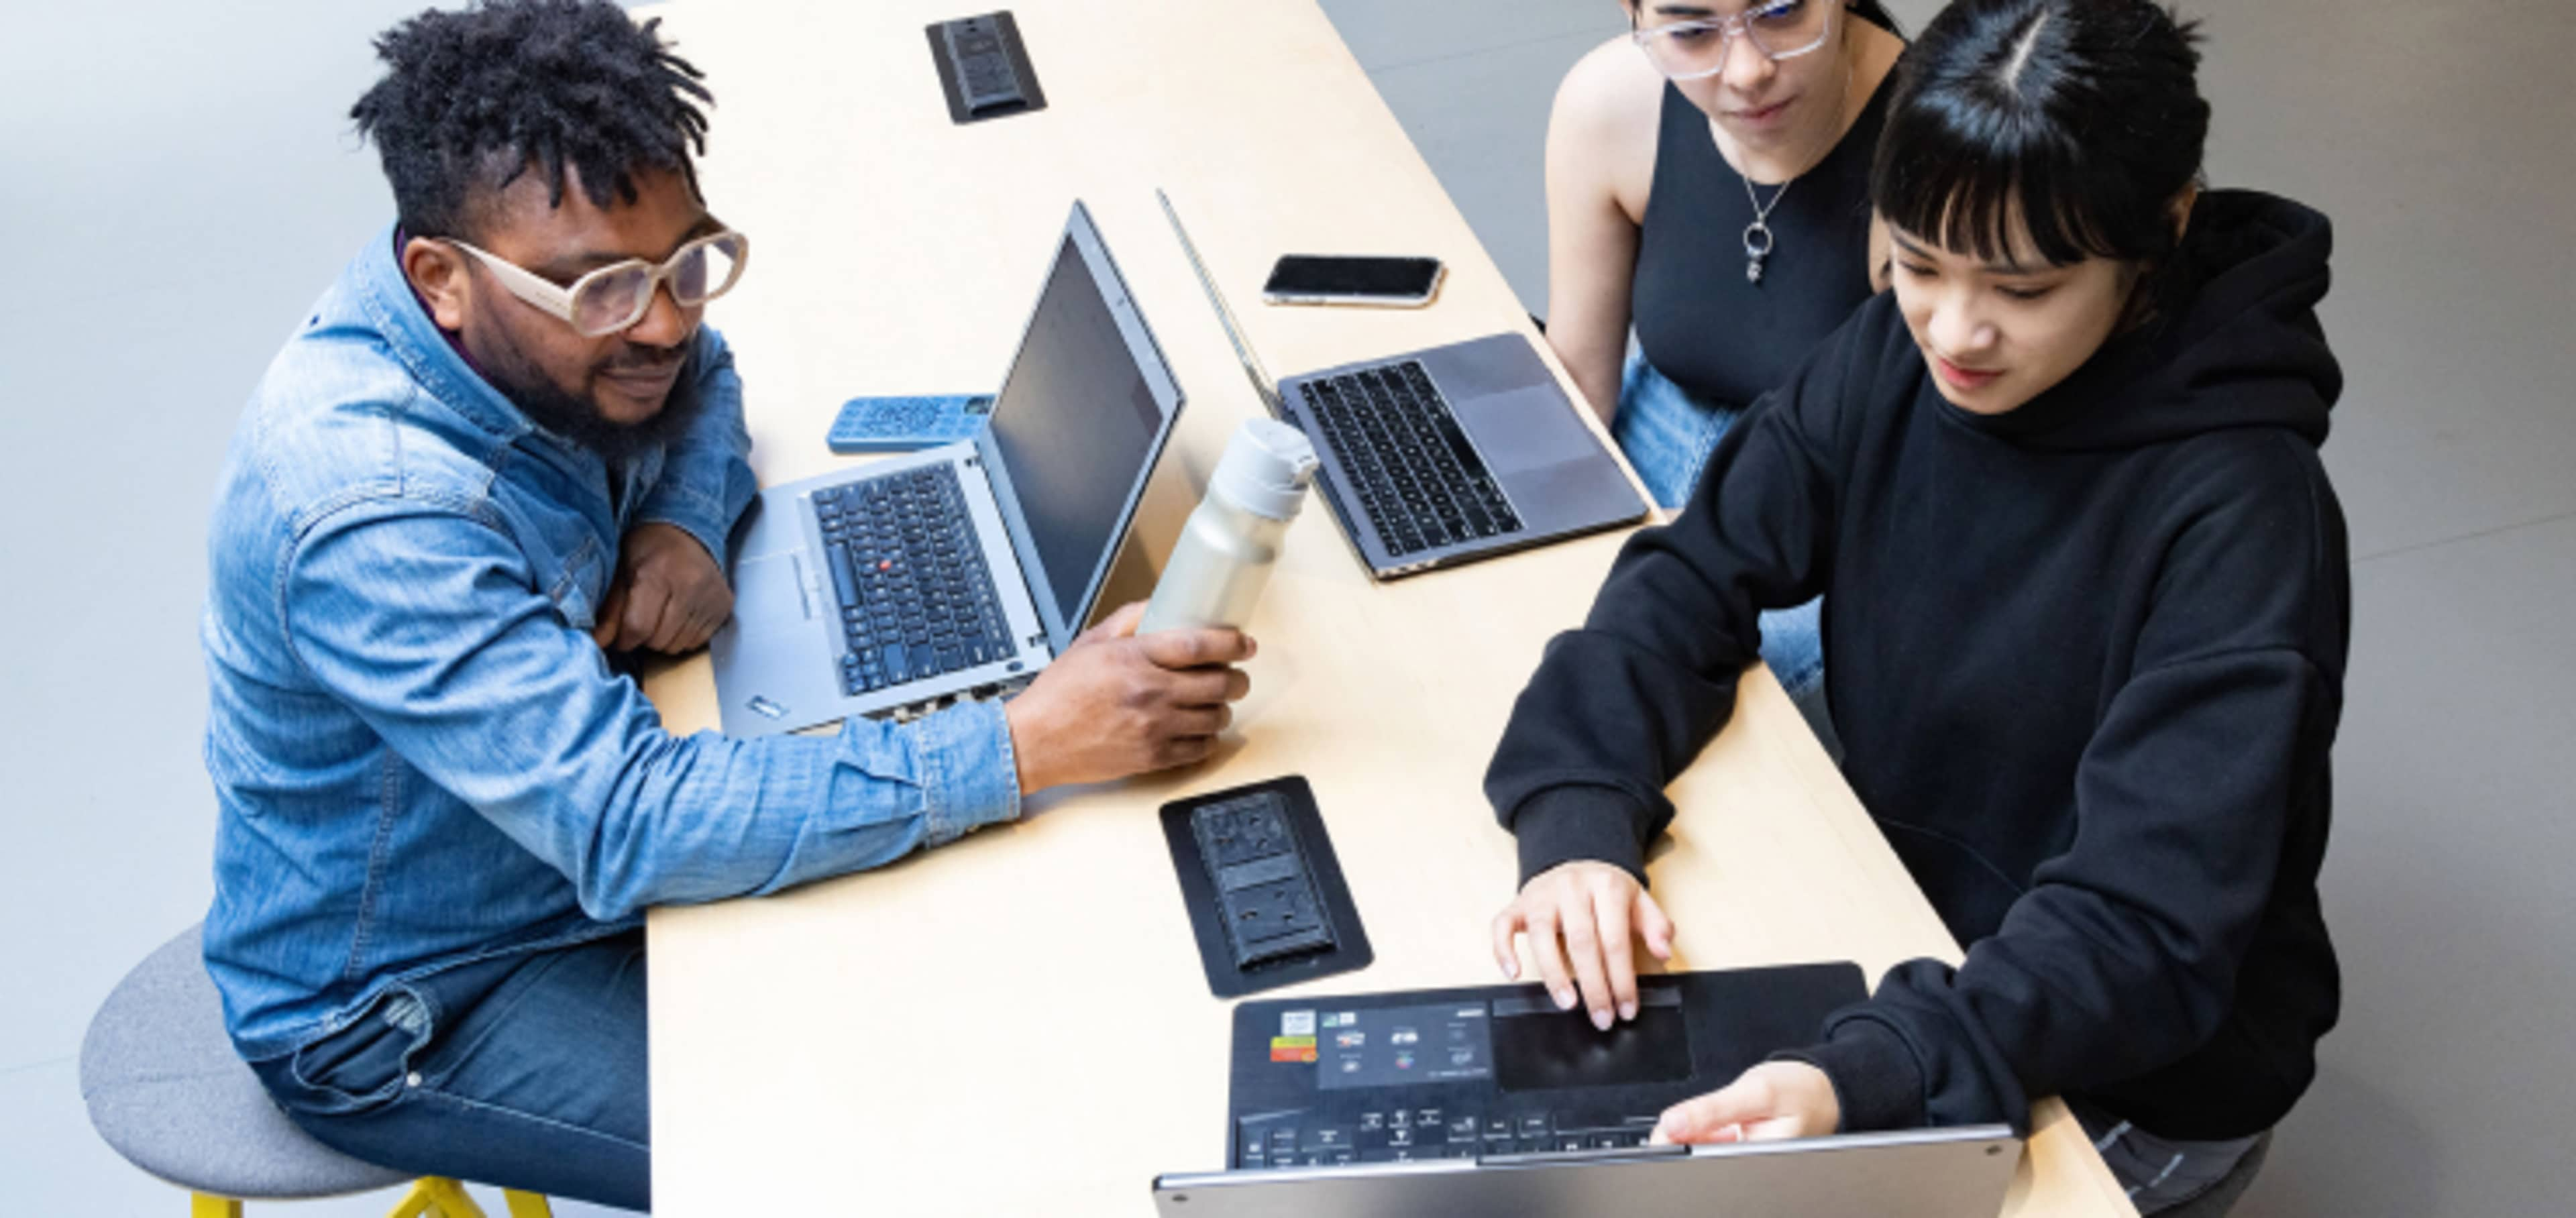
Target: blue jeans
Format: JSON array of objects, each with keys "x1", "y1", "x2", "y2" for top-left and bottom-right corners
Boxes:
[
  {"x1": 249, "y1": 932, "x2": 651, "y2": 1212},
  {"x1": 1611, "y1": 351, "x2": 1837, "y2": 753},
  {"x1": 2071, "y1": 1099, "x2": 2271, "y2": 1217}
]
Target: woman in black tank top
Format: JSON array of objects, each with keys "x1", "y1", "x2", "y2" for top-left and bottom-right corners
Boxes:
[
  {"x1": 1627, "y1": 69, "x2": 1889, "y2": 427},
  {"x1": 1541, "y1": 1, "x2": 1904, "y2": 738}
]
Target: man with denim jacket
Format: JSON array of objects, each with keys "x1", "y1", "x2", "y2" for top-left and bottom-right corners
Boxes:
[{"x1": 197, "y1": 3, "x2": 1251, "y2": 1209}]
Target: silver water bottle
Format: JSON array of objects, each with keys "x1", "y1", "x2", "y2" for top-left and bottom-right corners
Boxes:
[{"x1": 1138, "y1": 419, "x2": 1320, "y2": 634}]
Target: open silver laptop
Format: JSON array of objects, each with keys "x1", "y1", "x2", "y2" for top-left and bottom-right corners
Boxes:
[
  {"x1": 1151, "y1": 1125, "x2": 2022, "y2": 1217},
  {"x1": 1157, "y1": 190, "x2": 1646, "y2": 581},
  {"x1": 710, "y1": 201, "x2": 1183, "y2": 737},
  {"x1": 1153, "y1": 967, "x2": 2019, "y2": 1217}
]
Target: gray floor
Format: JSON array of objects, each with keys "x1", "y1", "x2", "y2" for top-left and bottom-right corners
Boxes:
[{"x1": 0, "y1": 1, "x2": 2569, "y2": 1215}]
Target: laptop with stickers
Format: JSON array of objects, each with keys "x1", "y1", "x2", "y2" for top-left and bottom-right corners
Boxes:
[{"x1": 1152, "y1": 966, "x2": 2019, "y2": 1217}]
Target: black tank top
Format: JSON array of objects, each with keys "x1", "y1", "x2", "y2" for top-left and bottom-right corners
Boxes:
[{"x1": 1630, "y1": 72, "x2": 1892, "y2": 408}]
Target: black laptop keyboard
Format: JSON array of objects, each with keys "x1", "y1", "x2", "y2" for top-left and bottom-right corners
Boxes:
[
  {"x1": 1301, "y1": 361, "x2": 1523, "y2": 558},
  {"x1": 808, "y1": 465, "x2": 1015, "y2": 696},
  {"x1": 1234, "y1": 1107, "x2": 1656, "y2": 1169}
]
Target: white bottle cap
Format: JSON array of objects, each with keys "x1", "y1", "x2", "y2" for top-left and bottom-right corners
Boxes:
[{"x1": 1211, "y1": 418, "x2": 1320, "y2": 521}]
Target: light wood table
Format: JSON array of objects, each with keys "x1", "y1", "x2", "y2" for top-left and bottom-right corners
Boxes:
[{"x1": 634, "y1": 1, "x2": 2133, "y2": 1214}]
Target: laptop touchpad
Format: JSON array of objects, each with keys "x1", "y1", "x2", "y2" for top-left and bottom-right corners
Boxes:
[
  {"x1": 733, "y1": 551, "x2": 817, "y2": 626},
  {"x1": 710, "y1": 551, "x2": 841, "y2": 736},
  {"x1": 1464, "y1": 385, "x2": 1600, "y2": 476}
]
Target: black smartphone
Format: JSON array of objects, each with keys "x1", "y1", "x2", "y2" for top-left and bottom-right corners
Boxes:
[{"x1": 1260, "y1": 254, "x2": 1446, "y2": 308}]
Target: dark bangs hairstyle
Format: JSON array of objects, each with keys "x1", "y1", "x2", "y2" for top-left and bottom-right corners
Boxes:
[
  {"x1": 1871, "y1": 0, "x2": 2208, "y2": 309},
  {"x1": 351, "y1": 0, "x2": 713, "y2": 241}
]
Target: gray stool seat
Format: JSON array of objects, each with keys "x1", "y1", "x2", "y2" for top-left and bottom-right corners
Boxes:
[{"x1": 80, "y1": 924, "x2": 411, "y2": 1199}]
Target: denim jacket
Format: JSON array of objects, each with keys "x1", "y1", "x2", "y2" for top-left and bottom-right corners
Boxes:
[{"x1": 203, "y1": 227, "x2": 1020, "y2": 1060}]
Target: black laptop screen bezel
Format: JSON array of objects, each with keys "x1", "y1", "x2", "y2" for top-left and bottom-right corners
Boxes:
[{"x1": 974, "y1": 200, "x2": 1186, "y2": 656}]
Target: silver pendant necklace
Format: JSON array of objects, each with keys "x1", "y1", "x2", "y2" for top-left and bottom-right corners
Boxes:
[
  {"x1": 1741, "y1": 173, "x2": 1793, "y2": 285},
  {"x1": 1733, "y1": 64, "x2": 1856, "y2": 286}
]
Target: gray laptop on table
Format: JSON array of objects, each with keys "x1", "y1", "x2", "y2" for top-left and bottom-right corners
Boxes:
[
  {"x1": 1151, "y1": 1127, "x2": 2021, "y2": 1218},
  {"x1": 710, "y1": 201, "x2": 1183, "y2": 738},
  {"x1": 1152, "y1": 966, "x2": 2018, "y2": 1217},
  {"x1": 1158, "y1": 190, "x2": 1645, "y2": 581}
]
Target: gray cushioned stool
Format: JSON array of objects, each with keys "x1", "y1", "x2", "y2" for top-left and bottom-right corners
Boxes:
[{"x1": 80, "y1": 924, "x2": 551, "y2": 1218}]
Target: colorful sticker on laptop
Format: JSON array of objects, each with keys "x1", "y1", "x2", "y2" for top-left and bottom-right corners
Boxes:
[{"x1": 1269, "y1": 1036, "x2": 1318, "y2": 1063}]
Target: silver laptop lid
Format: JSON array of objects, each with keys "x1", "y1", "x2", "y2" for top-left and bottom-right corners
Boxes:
[
  {"x1": 974, "y1": 200, "x2": 1187, "y2": 655},
  {"x1": 1152, "y1": 1125, "x2": 2021, "y2": 1218},
  {"x1": 1156, "y1": 189, "x2": 1289, "y2": 420}
]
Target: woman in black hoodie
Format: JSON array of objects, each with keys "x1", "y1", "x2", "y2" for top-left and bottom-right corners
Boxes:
[{"x1": 1483, "y1": 1, "x2": 2345, "y2": 1211}]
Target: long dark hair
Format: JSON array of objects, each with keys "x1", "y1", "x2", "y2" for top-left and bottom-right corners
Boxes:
[{"x1": 1871, "y1": 0, "x2": 2208, "y2": 300}]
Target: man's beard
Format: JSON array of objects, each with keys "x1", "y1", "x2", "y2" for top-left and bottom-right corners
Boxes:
[{"x1": 490, "y1": 341, "x2": 707, "y2": 465}]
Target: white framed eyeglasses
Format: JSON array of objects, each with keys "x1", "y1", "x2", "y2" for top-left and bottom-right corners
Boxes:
[
  {"x1": 1631, "y1": 0, "x2": 1837, "y2": 80},
  {"x1": 446, "y1": 229, "x2": 750, "y2": 338}
]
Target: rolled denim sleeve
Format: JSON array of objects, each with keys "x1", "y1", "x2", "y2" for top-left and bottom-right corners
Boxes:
[
  {"x1": 633, "y1": 327, "x2": 756, "y2": 573},
  {"x1": 280, "y1": 502, "x2": 1020, "y2": 920},
  {"x1": 902, "y1": 695, "x2": 1024, "y2": 846}
]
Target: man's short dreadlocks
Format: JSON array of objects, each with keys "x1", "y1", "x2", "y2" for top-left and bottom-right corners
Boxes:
[{"x1": 352, "y1": 0, "x2": 713, "y2": 241}]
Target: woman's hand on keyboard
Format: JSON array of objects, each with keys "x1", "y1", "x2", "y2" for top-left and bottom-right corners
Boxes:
[
  {"x1": 1650, "y1": 1062, "x2": 1840, "y2": 1145},
  {"x1": 1491, "y1": 861, "x2": 1675, "y2": 1033}
]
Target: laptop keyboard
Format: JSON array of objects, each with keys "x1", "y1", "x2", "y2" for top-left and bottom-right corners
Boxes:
[
  {"x1": 1301, "y1": 361, "x2": 1523, "y2": 559},
  {"x1": 1234, "y1": 1107, "x2": 1656, "y2": 1169},
  {"x1": 808, "y1": 464, "x2": 1016, "y2": 696}
]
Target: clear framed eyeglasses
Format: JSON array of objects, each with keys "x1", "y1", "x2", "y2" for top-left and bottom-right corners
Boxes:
[
  {"x1": 1631, "y1": 0, "x2": 1838, "y2": 80},
  {"x1": 445, "y1": 229, "x2": 750, "y2": 338}
]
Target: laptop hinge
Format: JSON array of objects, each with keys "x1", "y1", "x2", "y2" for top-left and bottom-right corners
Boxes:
[{"x1": 956, "y1": 449, "x2": 1055, "y2": 662}]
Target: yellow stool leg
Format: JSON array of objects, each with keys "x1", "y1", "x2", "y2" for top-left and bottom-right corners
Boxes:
[
  {"x1": 388, "y1": 1176, "x2": 489, "y2": 1218},
  {"x1": 190, "y1": 1195, "x2": 244, "y2": 1218},
  {"x1": 502, "y1": 1191, "x2": 555, "y2": 1218}
]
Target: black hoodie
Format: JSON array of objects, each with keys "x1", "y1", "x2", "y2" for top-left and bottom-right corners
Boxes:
[{"x1": 1487, "y1": 190, "x2": 2347, "y2": 1141}]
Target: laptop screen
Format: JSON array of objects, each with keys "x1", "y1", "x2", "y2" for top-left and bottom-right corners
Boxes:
[{"x1": 980, "y1": 203, "x2": 1182, "y2": 651}]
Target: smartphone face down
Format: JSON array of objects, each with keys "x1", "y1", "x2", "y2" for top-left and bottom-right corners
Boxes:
[{"x1": 1262, "y1": 254, "x2": 1445, "y2": 306}]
